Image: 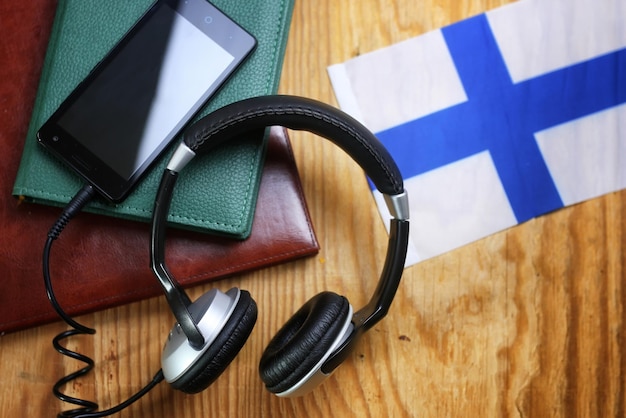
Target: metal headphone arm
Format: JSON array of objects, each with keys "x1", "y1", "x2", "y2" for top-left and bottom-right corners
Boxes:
[
  {"x1": 150, "y1": 169, "x2": 206, "y2": 349},
  {"x1": 321, "y1": 215, "x2": 409, "y2": 374}
]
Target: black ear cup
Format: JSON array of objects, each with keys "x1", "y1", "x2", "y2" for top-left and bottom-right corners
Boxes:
[
  {"x1": 259, "y1": 291, "x2": 351, "y2": 395},
  {"x1": 171, "y1": 289, "x2": 258, "y2": 394}
]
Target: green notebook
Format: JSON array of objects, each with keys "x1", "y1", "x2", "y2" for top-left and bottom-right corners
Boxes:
[{"x1": 12, "y1": 0, "x2": 294, "y2": 239}]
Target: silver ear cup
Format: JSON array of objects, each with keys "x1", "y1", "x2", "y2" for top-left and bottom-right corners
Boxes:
[
  {"x1": 259, "y1": 292, "x2": 353, "y2": 397},
  {"x1": 161, "y1": 288, "x2": 257, "y2": 393},
  {"x1": 278, "y1": 305, "x2": 353, "y2": 397}
]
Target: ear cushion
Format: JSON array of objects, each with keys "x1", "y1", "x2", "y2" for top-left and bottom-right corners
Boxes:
[
  {"x1": 171, "y1": 290, "x2": 258, "y2": 394},
  {"x1": 259, "y1": 291, "x2": 351, "y2": 394}
]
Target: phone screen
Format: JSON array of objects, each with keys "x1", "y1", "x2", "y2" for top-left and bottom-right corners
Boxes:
[{"x1": 38, "y1": 0, "x2": 256, "y2": 202}]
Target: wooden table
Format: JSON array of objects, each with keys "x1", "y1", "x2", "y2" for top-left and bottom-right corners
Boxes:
[{"x1": 2, "y1": 0, "x2": 625, "y2": 416}]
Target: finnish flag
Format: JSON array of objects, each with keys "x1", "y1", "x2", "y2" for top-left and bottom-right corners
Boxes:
[{"x1": 328, "y1": 0, "x2": 626, "y2": 265}]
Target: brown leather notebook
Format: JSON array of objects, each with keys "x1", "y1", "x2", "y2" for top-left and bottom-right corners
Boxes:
[{"x1": 0, "y1": 1, "x2": 318, "y2": 333}]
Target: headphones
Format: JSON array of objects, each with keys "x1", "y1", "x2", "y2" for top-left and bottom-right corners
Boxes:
[{"x1": 150, "y1": 95, "x2": 410, "y2": 397}]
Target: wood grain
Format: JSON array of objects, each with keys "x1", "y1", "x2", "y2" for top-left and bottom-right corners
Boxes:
[{"x1": 1, "y1": 0, "x2": 625, "y2": 417}]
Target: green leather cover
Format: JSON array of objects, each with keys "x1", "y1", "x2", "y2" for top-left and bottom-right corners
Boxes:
[{"x1": 12, "y1": 0, "x2": 294, "y2": 239}]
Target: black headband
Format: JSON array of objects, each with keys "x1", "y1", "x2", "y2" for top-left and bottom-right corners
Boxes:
[{"x1": 183, "y1": 95, "x2": 404, "y2": 196}]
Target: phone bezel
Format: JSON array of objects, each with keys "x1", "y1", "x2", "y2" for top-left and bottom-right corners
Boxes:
[{"x1": 37, "y1": 0, "x2": 256, "y2": 203}]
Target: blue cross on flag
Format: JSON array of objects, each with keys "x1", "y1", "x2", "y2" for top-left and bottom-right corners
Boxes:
[{"x1": 329, "y1": 0, "x2": 626, "y2": 265}]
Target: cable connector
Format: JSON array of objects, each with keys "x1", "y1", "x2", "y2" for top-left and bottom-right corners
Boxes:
[{"x1": 47, "y1": 184, "x2": 96, "y2": 240}]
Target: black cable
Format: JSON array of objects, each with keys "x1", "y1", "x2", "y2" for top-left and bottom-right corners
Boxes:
[
  {"x1": 43, "y1": 184, "x2": 164, "y2": 418},
  {"x1": 64, "y1": 370, "x2": 165, "y2": 418}
]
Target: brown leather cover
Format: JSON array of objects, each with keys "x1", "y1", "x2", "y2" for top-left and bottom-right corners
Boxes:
[{"x1": 0, "y1": 1, "x2": 319, "y2": 333}]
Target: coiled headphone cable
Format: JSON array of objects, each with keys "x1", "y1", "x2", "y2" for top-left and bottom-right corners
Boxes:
[{"x1": 43, "y1": 184, "x2": 164, "y2": 418}]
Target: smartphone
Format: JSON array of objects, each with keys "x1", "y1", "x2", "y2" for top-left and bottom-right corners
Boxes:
[{"x1": 37, "y1": 0, "x2": 256, "y2": 202}]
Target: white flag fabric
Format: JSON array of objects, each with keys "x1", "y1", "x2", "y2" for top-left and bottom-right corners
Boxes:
[{"x1": 328, "y1": 0, "x2": 626, "y2": 265}]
